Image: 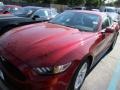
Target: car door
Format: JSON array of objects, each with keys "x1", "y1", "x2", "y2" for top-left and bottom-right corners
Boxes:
[
  {"x1": 93, "y1": 15, "x2": 115, "y2": 64},
  {"x1": 101, "y1": 16, "x2": 115, "y2": 48}
]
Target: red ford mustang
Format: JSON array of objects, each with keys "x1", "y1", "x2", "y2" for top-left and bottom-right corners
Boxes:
[{"x1": 0, "y1": 10, "x2": 119, "y2": 90}]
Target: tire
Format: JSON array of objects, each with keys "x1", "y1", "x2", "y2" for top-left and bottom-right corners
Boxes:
[
  {"x1": 68, "y1": 59, "x2": 90, "y2": 90},
  {"x1": 109, "y1": 32, "x2": 119, "y2": 51}
]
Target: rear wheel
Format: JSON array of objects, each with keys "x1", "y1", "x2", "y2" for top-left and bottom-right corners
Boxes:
[{"x1": 68, "y1": 60, "x2": 90, "y2": 90}]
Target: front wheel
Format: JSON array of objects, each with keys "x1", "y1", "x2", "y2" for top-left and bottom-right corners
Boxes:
[{"x1": 68, "y1": 60, "x2": 89, "y2": 90}]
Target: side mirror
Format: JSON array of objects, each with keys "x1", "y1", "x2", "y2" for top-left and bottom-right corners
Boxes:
[
  {"x1": 32, "y1": 15, "x2": 40, "y2": 20},
  {"x1": 105, "y1": 27, "x2": 114, "y2": 33}
]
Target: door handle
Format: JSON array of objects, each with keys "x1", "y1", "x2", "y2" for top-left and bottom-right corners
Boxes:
[{"x1": 100, "y1": 30, "x2": 106, "y2": 38}]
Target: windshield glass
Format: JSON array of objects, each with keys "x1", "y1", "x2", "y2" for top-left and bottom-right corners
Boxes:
[
  {"x1": 49, "y1": 11, "x2": 100, "y2": 32},
  {"x1": 14, "y1": 7, "x2": 38, "y2": 17}
]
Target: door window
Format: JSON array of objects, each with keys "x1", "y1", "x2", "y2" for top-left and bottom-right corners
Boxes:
[{"x1": 102, "y1": 16, "x2": 110, "y2": 29}]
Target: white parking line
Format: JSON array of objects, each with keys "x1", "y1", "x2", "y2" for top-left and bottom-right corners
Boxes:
[{"x1": 107, "y1": 59, "x2": 120, "y2": 90}]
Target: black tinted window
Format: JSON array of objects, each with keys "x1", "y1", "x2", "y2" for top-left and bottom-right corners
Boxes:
[
  {"x1": 108, "y1": 16, "x2": 113, "y2": 25},
  {"x1": 102, "y1": 17, "x2": 110, "y2": 29}
]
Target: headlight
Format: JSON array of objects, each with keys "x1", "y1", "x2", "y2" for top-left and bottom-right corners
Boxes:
[{"x1": 33, "y1": 62, "x2": 71, "y2": 75}]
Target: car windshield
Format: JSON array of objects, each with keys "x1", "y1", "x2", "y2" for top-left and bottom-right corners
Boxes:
[
  {"x1": 49, "y1": 11, "x2": 100, "y2": 32},
  {"x1": 14, "y1": 7, "x2": 38, "y2": 17}
]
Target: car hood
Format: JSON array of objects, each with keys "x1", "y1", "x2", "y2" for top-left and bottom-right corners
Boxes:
[{"x1": 0, "y1": 22, "x2": 95, "y2": 67}]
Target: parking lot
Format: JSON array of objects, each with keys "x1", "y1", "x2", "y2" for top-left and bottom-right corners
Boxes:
[{"x1": 0, "y1": 31, "x2": 119, "y2": 90}]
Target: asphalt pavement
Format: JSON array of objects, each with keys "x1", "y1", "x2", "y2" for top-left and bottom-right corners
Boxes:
[{"x1": 0, "y1": 32, "x2": 120, "y2": 90}]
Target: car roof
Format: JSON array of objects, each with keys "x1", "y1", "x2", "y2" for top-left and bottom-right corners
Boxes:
[
  {"x1": 5, "y1": 5, "x2": 21, "y2": 7},
  {"x1": 104, "y1": 6, "x2": 116, "y2": 9},
  {"x1": 100, "y1": 6, "x2": 116, "y2": 10},
  {"x1": 37, "y1": 8, "x2": 56, "y2": 11},
  {"x1": 23, "y1": 6, "x2": 42, "y2": 9},
  {"x1": 43, "y1": 7, "x2": 56, "y2": 9},
  {"x1": 23, "y1": 6, "x2": 56, "y2": 10},
  {"x1": 23, "y1": 6, "x2": 57, "y2": 12}
]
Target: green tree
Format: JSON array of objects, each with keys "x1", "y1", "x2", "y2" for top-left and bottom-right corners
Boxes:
[
  {"x1": 24, "y1": 0, "x2": 106, "y2": 6},
  {"x1": 68, "y1": 0, "x2": 85, "y2": 6},
  {"x1": 24, "y1": 0, "x2": 50, "y2": 3},
  {"x1": 86, "y1": 0, "x2": 99, "y2": 7},
  {"x1": 24, "y1": 0, "x2": 38, "y2": 3},
  {"x1": 54, "y1": 0, "x2": 68, "y2": 4},
  {"x1": 114, "y1": 0, "x2": 120, "y2": 6}
]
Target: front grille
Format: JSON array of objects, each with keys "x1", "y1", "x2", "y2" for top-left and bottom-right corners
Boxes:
[{"x1": 0, "y1": 56, "x2": 26, "y2": 81}]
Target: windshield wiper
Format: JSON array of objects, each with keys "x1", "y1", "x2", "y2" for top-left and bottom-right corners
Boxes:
[{"x1": 64, "y1": 24, "x2": 78, "y2": 29}]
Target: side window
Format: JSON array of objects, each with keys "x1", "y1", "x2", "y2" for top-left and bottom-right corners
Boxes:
[
  {"x1": 102, "y1": 17, "x2": 110, "y2": 29},
  {"x1": 33, "y1": 10, "x2": 46, "y2": 17},
  {"x1": 108, "y1": 16, "x2": 113, "y2": 25},
  {"x1": 10, "y1": 7, "x2": 19, "y2": 13}
]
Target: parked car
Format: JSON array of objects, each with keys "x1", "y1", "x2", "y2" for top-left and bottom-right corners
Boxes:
[
  {"x1": 0, "y1": 6, "x2": 58, "y2": 35},
  {"x1": 117, "y1": 8, "x2": 120, "y2": 14},
  {"x1": 0, "y1": 10, "x2": 119, "y2": 90},
  {"x1": 100, "y1": 6, "x2": 119, "y2": 22},
  {"x1": 0, "y1": 2, "x2": 4, "y2": 6},
  {"x1": 0, "y1": 5, "x2": 21, "y2": 14}
]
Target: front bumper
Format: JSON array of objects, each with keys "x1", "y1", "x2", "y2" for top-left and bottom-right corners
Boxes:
[{"x1": 0, "y1": 57, "x2": 79, "y2": 90}]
